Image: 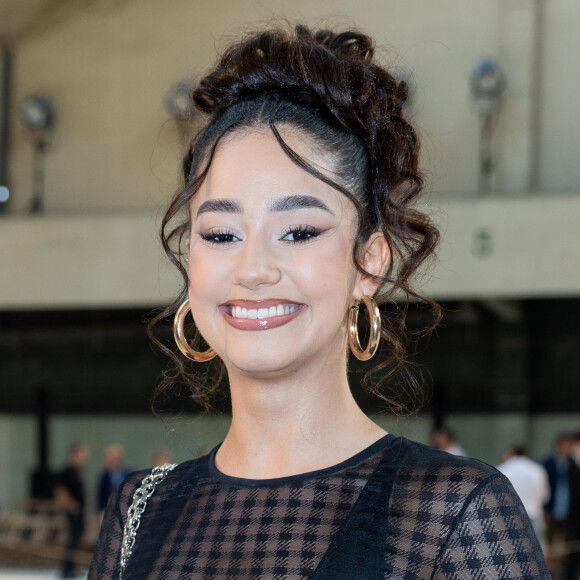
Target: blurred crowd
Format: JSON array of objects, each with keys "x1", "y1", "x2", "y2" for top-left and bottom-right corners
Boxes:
[{"x1": 52, "y1": 443, "x2": 172, "y2": 578}]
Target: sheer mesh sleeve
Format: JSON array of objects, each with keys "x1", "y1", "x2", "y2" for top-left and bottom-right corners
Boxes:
[
  {"x1": 432, "y1": 474, "x2": 551, "y2": 579},
  {"x1": 88, "y1": 471, "x2": 146, "y2": 580}
]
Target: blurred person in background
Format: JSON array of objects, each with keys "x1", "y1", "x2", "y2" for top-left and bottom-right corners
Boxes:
[
  {"x1": 565, "y1": 432, "x2": 580, "y2": 580},
  {"x1": 496, "y1": 444, "x2": 550, "y2": 549},
  {"x1": 432, "y1": 426, "x2": 467, "y2": 456},
  {"x1": 54, "y1": 442, "x2": 90, "y2": 578},
  {"x1": 571, "y1": 431, "x2": 580, "y2": 465},
  {"x1": 543, "y1": 433, "x2": 576, "y2": 576},
  {"x1": 97, "y1": 443, "x2": 130, "y2": 512}
]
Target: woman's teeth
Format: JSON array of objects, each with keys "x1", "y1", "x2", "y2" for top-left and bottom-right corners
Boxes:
[{"x1": 231, "y1": 304, "x2": 298, "y2": 319}]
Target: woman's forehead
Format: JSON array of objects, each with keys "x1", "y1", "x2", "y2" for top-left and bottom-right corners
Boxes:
[{"x1": 192, "y1": 129, "x2": 345, "y2": 208}]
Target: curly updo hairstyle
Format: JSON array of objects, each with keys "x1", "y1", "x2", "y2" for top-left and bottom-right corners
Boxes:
[{"x1": 149, "y1": 24, "x2": 441, "y2": 413}]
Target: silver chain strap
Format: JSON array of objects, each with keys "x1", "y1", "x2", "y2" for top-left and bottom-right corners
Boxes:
[{"x1": 119, "y1": 463, "x2": 177, "y2": 579}]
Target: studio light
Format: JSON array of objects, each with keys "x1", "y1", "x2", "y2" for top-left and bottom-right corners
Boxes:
[
  {"x1": 20, "y1": 95, "x2": 54, "y2": 131},
  {"x1": 470, "y1": 59, "x2": 506, "y2": 110},
  {"x1": 165, "y1": 82, "x2": 196, "y2": 119}
]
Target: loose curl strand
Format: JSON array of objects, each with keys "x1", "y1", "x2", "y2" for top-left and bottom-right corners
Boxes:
[{"x1": 148, "y1": 24, "x2": 441, "y2": 414}]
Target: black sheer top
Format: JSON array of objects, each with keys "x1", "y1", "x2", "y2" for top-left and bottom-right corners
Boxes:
[{"x1": 89, "y1": 434, "x2": 549, "y2": 579}]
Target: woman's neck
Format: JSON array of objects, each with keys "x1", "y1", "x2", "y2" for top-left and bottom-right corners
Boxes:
[{"x1": 214, "y1": 359, "x2": 386, "y2": 480}]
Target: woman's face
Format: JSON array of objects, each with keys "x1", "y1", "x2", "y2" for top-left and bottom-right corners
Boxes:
[{"x1": 187, "y1": 128, "x2": 380, "y2": 377}]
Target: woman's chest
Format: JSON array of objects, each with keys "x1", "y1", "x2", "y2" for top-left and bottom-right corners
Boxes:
[{"x1": 124, "y1": 480, "x2": 366, "y2": 579}]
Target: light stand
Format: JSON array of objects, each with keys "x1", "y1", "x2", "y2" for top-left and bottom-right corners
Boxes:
[
  {"x1": 470, "y1": 60, "x2": 506, "y2": 195},
  {"x1": 19, "y1": 95, "x2": 54, "y2": 213}
]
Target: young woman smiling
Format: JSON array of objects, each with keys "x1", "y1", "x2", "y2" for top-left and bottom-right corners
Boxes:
[{"x1": 90, "y1": 25, "x2": 549, "y2": 580}]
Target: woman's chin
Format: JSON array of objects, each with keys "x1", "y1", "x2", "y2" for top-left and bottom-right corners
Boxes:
[{"x1": 223, "y1": 351, "x2": 302, "y2": 379}]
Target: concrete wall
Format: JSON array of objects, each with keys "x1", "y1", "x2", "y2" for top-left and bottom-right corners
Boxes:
[
  {"x1": 6, "y1": 0, "x2": 579, "y2": 216},
  {"x1": 2, "y1": 0, "x2": 579, "y2": 308},
  {"x1": 0, "y1": 212, "x2": 178, "y2": 308},
  {"x1": 538, "y1": 0, "x2": 580, "y2": 192},
  {"x1": 1, "y1": 1, "x2": 579, "y2": 306},
  {"x1": 2, "y1": 195, "x2": 580, "y2": 308}
]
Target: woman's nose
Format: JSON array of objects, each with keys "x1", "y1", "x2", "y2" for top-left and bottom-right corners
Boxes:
[{"x1": 231, "y1": 236, "x2": 281, "y2": 290}]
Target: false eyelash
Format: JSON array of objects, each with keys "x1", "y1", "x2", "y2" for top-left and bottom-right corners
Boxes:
[
  {"x1": 199, "y1": 229, "x2": 240, "y2": 245},
  {"x1": 280, "y1": 225, "x2": 324, "y2": 243}
]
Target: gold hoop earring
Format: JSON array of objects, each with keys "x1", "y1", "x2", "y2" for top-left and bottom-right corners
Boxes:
[
  {"x1": 173, "y1": 298, "x2": 217, "y2": 362},
  {"x1": 348, "y1": 295, "x2": 381, "y2": 361}
]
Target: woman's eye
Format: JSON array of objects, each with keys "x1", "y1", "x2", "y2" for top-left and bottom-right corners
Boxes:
[
  {"x1": 281, "y1": 226, "x2": 323, "y2": 243},
  {"x1": 200, "y1": 231, "x2": 240, "y2": 244}
]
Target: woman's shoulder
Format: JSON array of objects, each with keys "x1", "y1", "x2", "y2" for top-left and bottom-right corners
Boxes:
[
  {"x1": 388, "y1": 435, "x2": 503, "y2": 496},
  {"x1": 381, "y1": 437, "x2": 550, "y2": 578},
  {"x1": 384, "y1": 437, "x2": 533, "y2": 551}
]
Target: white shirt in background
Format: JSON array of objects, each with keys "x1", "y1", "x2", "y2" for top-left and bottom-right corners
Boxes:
[
  {"x1": 444, "y1": 442, "x2": 467, "y2": 457},
  {"x1": 496, "y1": 455, "x2": 550, "y2": 546}
]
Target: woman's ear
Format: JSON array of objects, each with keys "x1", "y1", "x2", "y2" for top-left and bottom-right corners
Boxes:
[
  {"x1": 185, "y1": 239, "x2": 190, "y2": 261},
  {"x1": 353, "y1": 233, "x2": 391, "y2": 299}
]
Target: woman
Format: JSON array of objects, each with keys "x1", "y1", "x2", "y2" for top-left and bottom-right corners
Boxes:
[{"x1": 89, "y1": 25, "x2": 549, "y2": 579}]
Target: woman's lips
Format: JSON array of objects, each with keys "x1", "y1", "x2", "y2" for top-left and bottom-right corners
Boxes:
[{"x1": 219, "y1": 300, "x2": 305, "y2": 331}]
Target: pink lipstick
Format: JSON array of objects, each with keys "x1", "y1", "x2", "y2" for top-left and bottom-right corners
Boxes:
[{"x1": 219, "y1": 300, "x2": 305, "y2": 331}]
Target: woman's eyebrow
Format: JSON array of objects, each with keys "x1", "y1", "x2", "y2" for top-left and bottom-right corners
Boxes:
[
  {"x1": 196, "y1": 199, "x2": 242, "y2": 216},
  {"x1": 268, "y1": 195, "x2": 334, "y2": 215},
  {"x1": 197, "y1": 195, "x2": 334, "y2": 217}
]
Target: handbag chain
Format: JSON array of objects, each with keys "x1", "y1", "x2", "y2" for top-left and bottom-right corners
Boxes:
[{"x1": 119, "y1": 463, "x2": 177, "y2": 579}]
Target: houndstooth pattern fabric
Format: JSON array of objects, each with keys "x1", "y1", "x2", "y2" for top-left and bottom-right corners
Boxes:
[
  {"x1": 432, "y1": 476, "x2": 545, "y2": 579},
  {"x1": 88, "y1": 435, "x2": 550, "y2": 579}
]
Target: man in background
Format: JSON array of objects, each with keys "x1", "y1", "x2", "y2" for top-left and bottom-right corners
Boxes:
[
  {"x1": 543, "y1": 433, "x2": 577, "y2": 577},
  {"x1": 497, "y1": 445, "x2": 550, "y2": 549},
  {"x1": 54, "y1": 443, "x2": 90, "y2": 579},
  {"x1": 97, "y1": 443, "x2": 130, "y2": 512},
  {"x1": 565, "y1": 432, "x2": 580, "y2": 580}
]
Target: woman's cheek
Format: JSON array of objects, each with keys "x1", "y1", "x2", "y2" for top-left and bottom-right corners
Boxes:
[{"x1": 187, "y1": 255, "x2": 215, "y2": 309}]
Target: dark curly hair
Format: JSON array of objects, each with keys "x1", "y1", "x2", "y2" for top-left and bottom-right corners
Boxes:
[{"x1": 149, "y1": 24, "x2": 441, "y2": 413}]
